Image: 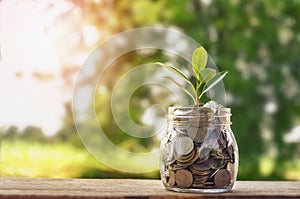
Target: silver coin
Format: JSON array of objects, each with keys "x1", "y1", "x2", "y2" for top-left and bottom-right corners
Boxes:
[
  {"x1": 163, "y1": 141, "x2": 175, "y2": 164},
  {"x1": 187, "y1": 126, "x2": 208, "y2": 143},
  {"x1": 172, "y1": 136, "x2": 194, "y2": 156},
  {"x1": 176, "y1": 149, "x2": 195, "y2": 163}
]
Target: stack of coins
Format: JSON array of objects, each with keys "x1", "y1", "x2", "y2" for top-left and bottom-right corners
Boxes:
[{"x1": 161, "y1": 102, "x2": 236, "y2": 190}]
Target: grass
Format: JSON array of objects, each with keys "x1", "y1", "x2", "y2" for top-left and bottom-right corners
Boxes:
[
  {"x1": 0, "y1": 140, "x2": 160, "y2": 178},
  {"x1": 0, "y1": 140, "x2": 110, "y2": 178},
  {"x1": 1, "y1": 140, "x2": 299, "y2": 180}
]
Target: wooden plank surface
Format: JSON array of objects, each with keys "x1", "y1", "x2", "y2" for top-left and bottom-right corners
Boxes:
[{"x1": 0, "y1": 178, "x2": 299, "y2": 199}]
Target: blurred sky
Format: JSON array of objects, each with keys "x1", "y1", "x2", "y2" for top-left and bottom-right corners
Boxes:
[{"x1": 0, "y1": 1, "x2": 84, "y2": 135}]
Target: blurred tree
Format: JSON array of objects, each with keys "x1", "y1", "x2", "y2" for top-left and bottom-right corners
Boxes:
[
  {"x1": 55, "y1": 102, "x2": 83, "y2": 147},
  {"x1": 2, "y1": 125, "x2": 49, "y2": 143},
  {"x1": 55, "y1": 0, "x2": 300, "y2": 179},
  {"x1": 2, "y1": 126, "x2": 19, "y2": 141},
  {"x1": 121, "y1": 0, "x2": 300, "y2": 180},
  {"x1": 20, "y1": 126, "x2": 47, "y2": 142}
]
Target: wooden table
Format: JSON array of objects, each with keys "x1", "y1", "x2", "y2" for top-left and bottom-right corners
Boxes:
[{"x1": 0, "y1": 178, "x2": 299, "y2": 198}]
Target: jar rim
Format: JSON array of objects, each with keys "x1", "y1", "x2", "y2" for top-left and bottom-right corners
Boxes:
[
  {"x1": 168, "y1": 106, "x2": 231, "y2": 114},
  {"x1": 168, "y1": 106, "x2": 231, "y2": 125}
]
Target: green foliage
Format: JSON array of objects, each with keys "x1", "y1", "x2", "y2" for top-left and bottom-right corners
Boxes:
[
  {"x1": 113, "y1": 0, "x2": 300, "y2": 180},
  {"x1": 2, "y1": 0, "x2": 300, "y2": 180},
  {"x1": 157, "y1": 47, "x2": 227, "y2": 105},
  {"x1": 192, "y1": 47, "x2": 208, "y2": 78}
]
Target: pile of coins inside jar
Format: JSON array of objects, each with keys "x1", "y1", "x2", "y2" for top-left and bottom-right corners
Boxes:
[{"x1": 161, "y1": 101, "x2": 236, "y2": 190}]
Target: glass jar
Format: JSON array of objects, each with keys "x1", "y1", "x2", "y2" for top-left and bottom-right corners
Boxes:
[{"x1": 160, "y1": 106, "x2": 238, "y2": 193}]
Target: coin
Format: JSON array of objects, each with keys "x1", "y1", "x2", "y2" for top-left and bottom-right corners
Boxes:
[
  {"x1": 210, "y1": 148, "x2": 223, "y2": 158},
  {"x1": 195, "y1": 169, "x2": 212, "y2": 176},
  {"x1": 226, "y1": 162, "x2": 235, "y2": 174},
  {"x1": 202, "y1": 129, "x2": 221, "y2": 149},
  {"x1": 190, "y1": 107, "x2": 213, "y2": 115},
  {"x1": 224, "y1": 154, "x2": 230, "y2": 162},
  {"x1": 193, "y1": 174, "x2": 210, "y2": 183},
  {"x1": 203, "y1": 181, "x2": 215, "y2": 188},
  {"x1": 171, "y1": 107, "x2": 194, "y2": 116},
  {"x1": 175, "y1": 169, "x2": 193, "y2": 188},
  {"x1": 189, "y1": 118, "x2": 210, "y2": 126},
  {"x1": 167, "y1": 170, "x2": 176, "y2": 186},
  {"x1": 188, "y1": 117, "x2": 212, "y2": 127},
  {"x1": 208, "y1": 157, "x2": 225, "y2": 170},
  {"x1": 197, "y1": 147, "x2": 211, "y2": 163},
  {"x1": 173, "y1": 136, "x2": 194, "y2": 156},
  {"x1": 214, "y1": 169, "x2": 231, "y2": 188},
  {"x1": 188, "y1": 146, "x2": 201, "y2": 163},
  {"x1": 217, "y1": 132, "x2": 226, "y2": 146},
  {"x1": 174, "y1": 127, "x2": 187, "y2": 135},
  {"x1": 177, "y1": 145, "x2": 200, "y2": 164},
  {"x1": 192, "y1": 160, "x2": 211, "y2": 171},
  {"x1": 161, "y1": 171, "x2": 168, "y2": 185},
  {"x1": 168, "y1": 163, "x2": 186, "y2": 171},
  {"x1": 187, "y1": 126, "x2": 208, "y2": 143},
  {"x1": 203, "y1": 100, "x2": 218, "y2": 113},
  {"x1": 191, "y1": 183, "x2": 205, "y2": 188},
  {"x1": 176, "y1": 161, "x2": 193, "y2": 168},
  {"x1": 176, "y1": 147, "x2": 195, "y2": 163},
  {"x1": 227, "y1": 145, "x2": 235, "y2": 163},
  {"x1": 189, "y1": 166, "x2": 211, "y2": 176},
  {"x1": 204, "y1": 181, "x2": 215, "y2": 186},
  {"x1": 217, "y1": 107, "x2": 231, "y2": 116},
  {"x1": 188, "y1": 108, "x2": 213, "y2": 125},
  {"x1": 163, "y1": 142, "x2": 175, "y2": 164},
  {"x1": 208, "y1": 169, "x2": 219, "y2": 180}
]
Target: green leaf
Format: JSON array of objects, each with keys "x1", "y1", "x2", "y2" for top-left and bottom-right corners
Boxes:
[
  {"x1": 199, "y1": 68, "x2": 217, "y2": 85},
  {"x1": 163, "y1": 76, "x2": 197, "y2": 104},
  {"x1": 155, "y1": 62, "x2": 196, "y2": 94},
  {"x1": 202, "y1": 71, "x2": 228, "y2": 95},
  {"x1": 192, "y1": 47, "x2": 208, "y2": 80},
  {"x1": 156, "y1": 62, "x2": 188, "y2": 81}
]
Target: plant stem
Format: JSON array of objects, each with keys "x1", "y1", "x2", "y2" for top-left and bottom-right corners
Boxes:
[
  {"x1": 198, "y1": 91, "x2": 204, "y2": 101},
  {"x1": 195, "y1": 80, "x2": 199, "y2": 106}
]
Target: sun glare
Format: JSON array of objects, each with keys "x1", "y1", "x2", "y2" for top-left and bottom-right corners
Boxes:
[{"x1": 0, "y1": 1, "x2": 75, "y2": 135}]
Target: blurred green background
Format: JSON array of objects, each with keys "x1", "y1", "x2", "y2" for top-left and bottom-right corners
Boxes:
[{"x1": 0, "y1": 0, "x2": 300, "y2": 180}]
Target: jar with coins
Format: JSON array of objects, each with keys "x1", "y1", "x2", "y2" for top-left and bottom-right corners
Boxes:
[{"x1": 160, "y1": 102, "x2": 238, "y2": 193}]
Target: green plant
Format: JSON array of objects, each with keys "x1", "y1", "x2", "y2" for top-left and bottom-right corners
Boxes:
[{"x1": 156, "y1": 47, "x2": 228, "y2": 106}]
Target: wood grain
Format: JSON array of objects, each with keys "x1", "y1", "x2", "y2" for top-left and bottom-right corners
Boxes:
[{"x1": 0, "y1": 178, "x2": 299, "y2": 198}]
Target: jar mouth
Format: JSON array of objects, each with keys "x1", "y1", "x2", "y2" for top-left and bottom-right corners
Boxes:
[
  {"x1": 168, "y1": 106, "x2": 231, "y2": 115},
  {"x1": 168, "y1": 106, "x2": 232, "y2": 125},
  {"x1": 167, "y1": 118, "x2": 232, "y2": 126}
]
